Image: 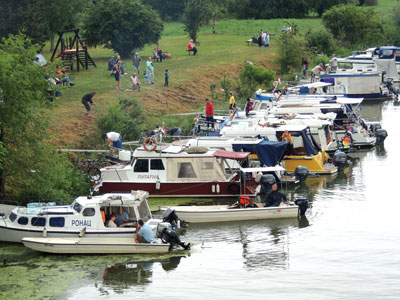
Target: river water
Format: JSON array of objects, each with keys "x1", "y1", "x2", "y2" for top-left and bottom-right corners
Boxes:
[{"x1": 1, "y1": 102, "x2": 399, "y2": 300}]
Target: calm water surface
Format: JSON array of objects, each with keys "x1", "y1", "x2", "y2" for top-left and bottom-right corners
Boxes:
[{"x1": 1, "y1": 102, "x2": 399, "y2": 300}]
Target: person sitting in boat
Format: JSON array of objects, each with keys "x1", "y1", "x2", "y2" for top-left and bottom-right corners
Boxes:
[
  {"x1": 116, "y1": 207, "x2": 129, "y2": 227},
  {"x1": 107, "y1": 213, "x2": 117, "y2": 228},
  {"x1": 281, "y1": 130, "x2": 294, "y2": 154},
  {"x1": 135, "y1": 219, "x2": 154, "y2": 243},
  {"x1": 263, "y1": 184, "x2": 287, "y2": 207}
]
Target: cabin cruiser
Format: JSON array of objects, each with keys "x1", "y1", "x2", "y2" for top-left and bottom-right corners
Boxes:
[
  {"x1": 0, "y1": 191, "x2": 179, "y2": 244},
  {"x1": 100, "y1": 146, "x2": 263, "y2": 197},
  {"x1": 219, "y1": 124, "x2": 337, "y2": 175}
]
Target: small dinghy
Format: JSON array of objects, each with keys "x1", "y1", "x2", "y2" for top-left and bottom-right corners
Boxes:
[
  {"x1": 160, "y1": 197, "x2": 308, "y2": 224},
  {"x1": 21, "y1": 237, "x2": 171, "y2": 254}
]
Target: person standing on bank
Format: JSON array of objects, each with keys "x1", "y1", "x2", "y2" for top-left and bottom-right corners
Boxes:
[
  {"x1": 133, "y1": 52, "x2": 142, "y2": 74},
  {"x1": 228, "y1": 92, "x2": 236, "y2": 115},
  {"x1": 205, "y1": 98, "x2": 214, "y2": 129},
  {"x1": 102, "y1": 131, "x2": 123, "y2": 156},
  {"x1": 164, "y1": 69, "x2": 169, "y2": 87},
  {"x1": 81, "y1": 92, "x2": 96, "y2": 117},
  {"x1": 263, "y1": 184, "x2": 287, "y2": 207},
  {"x1": 146, "y1": 57, "x2": 154, "y2": 84},
  {"x1": 113, "y1": 61, "x2": 121, "y2": 89}
]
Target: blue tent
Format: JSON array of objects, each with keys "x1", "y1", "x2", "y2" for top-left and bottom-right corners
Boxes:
[{"x1": 232, "y1": 140, "x2": 288, "y2": 167}]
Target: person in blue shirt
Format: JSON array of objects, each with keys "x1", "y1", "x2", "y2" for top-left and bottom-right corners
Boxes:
[
  {"x1": 135, "y1": 219, "x2": 154, "y2": 243},
  {"x1": 115, "y1": 207, "x2": 129, "y2": 227}
]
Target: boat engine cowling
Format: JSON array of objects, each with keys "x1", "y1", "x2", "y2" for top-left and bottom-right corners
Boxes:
[
  {"x1": 375, "y1": 129, "x2": 388, "y2": 145},
  {"x1": 162, "y1": 208, "x2": 180, "y2": 230},
  {"x1": 260, "y1": 174, "x2": 276, "y2": 194},
  {"x1": 160, "y1": 228, "x2": 191, "y2": 250},
  {"x1": 294, "y1": 197, "x2": 309, "y2": 215},
  {"x1": 333, "y1": 150, "x2": 347, "y2": 170},
  {"x1": 294, "y1": 166, "x2": 309, "y2": 182}
]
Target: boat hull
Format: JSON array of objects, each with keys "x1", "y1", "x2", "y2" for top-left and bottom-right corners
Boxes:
[
  {"x1": 160, "y1": 205, "x2": 299, "y2": 223},
  {"x1": 0, "y1": 226, "x2": 136, "y2": 243},
  {"x1": 22, "y1": 237, "x2": 170, "y2": 254},
  {"x1": 100, "y1": 182, "x2": 256, "y2": 198}
]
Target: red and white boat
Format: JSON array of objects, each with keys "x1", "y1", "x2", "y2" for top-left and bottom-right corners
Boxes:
[{"x1": 99, "y1": 145, "x2": 268, "y2": 198}]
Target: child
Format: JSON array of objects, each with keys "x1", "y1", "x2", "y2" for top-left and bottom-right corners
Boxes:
[{"x1": 164, "y1": 69, "x2": 169, "y2": 87}]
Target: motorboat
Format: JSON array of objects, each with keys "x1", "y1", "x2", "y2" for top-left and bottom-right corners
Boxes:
[
  {"x1": 219, "y1": 123, "x2": 337, "y2": 175},
  {"x1": 21, "y1": 237, "x2": 171, "y2": 254},
  {"x1": 159, "y1": 197, "x2": 309, "y2": 223},
  {"x1": 100, "y1": 146, "x2": 263, "y2": 198},
  {"x1": 0, "y1": 191, "x2": 177, "y2": 243}
]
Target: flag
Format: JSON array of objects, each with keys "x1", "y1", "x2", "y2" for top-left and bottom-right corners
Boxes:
[
  {"x1": 92, "y1": 179, "x2": 103, "y2": 192},
  {"x1": 162, "y1": 123, "x2": 167, "y2": 135}
]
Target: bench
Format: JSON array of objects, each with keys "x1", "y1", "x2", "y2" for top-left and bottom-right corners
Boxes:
[{"x1": 187, "y1": 49, "x2": 195, "y2": 55}]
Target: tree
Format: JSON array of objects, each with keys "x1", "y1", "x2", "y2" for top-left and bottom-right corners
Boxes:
[
  {"x1": 322, "y1": 4, "x2": 384, "y2": 45},
  {"x1": 0, "y1": 0, "x2": 82, "y2": 46},
  {"x1": 83, "y1": 0, "x2": 163, "y2": 58},
  {"x1": 274, "y1": 30, "x2": 305, "y2": 74},
  {"x1": 311, "y1": 0, "x2": 355, "y2": 17},
  {"x1": 146, "y1": 0, "x2": 187, "y2": 21},
  {"x1": 0, "y1": 35, "x2": 89, "y2": 201},
  {"x1": 183, "y1": 0, "x2": 213, "y2": 42},
  {"x1": 229, "y1": 0, "x2": 311, "y2": 19}
]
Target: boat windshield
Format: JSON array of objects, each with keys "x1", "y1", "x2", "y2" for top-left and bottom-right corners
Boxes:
[{"x1": 72, "y1": 202, "x2": 83, "y2": 213}]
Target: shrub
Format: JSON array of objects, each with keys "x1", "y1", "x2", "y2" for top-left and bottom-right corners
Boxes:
[
  {"x1": 322, "y1": 4, "x2": 384, "y2": 45},
  {"x1": 305, "y1": 28, "x2": 336, "y2": 56},
  {"x1": 274, "y1": 31, "x2": 305, "y2": 74}
]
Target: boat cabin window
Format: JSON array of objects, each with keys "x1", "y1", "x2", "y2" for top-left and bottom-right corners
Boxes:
[
  {"x1": 134, "y1": 159, "x2": 149, "y2": 172},
  {"x1": 178, "y1": 162, "x2": 197, "y2": 178},
  {"x1": 201, "y1": 161, "x2": 214, "y2": 170},
  {"x1": 50, "y1": 217, "x2": 65, "y2": 227},
  {"x1": 150, "y1": 159, "x2": 165, "y2": 170},
  {"x1": 9, "y1": 212, "x2": 17, "y2": 222},
  {"x1": 82, "y1": 207, "x2": 96, "y2": 217},
  {"x1": 380, "y1": 49, "x2": 393, "y2": 58},
  {"x1": 137, "y1": 201, "x2": 151, "y2": 221},
  {"x1": 73, "y1": 202, "x2": 83, "y2": 213},
  {"x1": 18, "y1": 217, "x2": 28, "y2": 225},
  {"x1": 31, "y1": 217, "x2": 46, "y2": 227}
]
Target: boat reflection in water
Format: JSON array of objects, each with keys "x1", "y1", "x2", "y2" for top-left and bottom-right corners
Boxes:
[{"x1": 97, "y1": 256, "x2": 184, "y2": 294}]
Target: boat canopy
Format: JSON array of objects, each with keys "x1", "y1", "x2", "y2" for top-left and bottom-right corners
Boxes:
[
  {"x1": 99, "y1": 191, "x2": 149, "y2": 207},
  {"x1": 213, "y1": 149, "x2": 250, "y2": 160},
  {"x1": 232, "y1": 140, "x2": 288, "y2": 167},
  {"x1": 276, "y1": 127, "x2": 319, "y2": 156},
  {"x1": 240, "y1": 166, "x2": 286, "y2": 173}
]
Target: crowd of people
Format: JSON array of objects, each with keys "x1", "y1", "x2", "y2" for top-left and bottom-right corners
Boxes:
[{"x1": 252, "y1": 29, "x2": 270, "y2": 54}]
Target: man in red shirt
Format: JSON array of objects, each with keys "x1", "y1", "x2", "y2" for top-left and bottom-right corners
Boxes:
[{"x1": 205, "y1": 98, "x2": 214, "y2": 129}]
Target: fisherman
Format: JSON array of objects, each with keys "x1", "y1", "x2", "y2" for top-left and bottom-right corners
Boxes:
[
  {"x1": 116, "y1": 207, "x2": 129, "y2": 227},
  {"x1": 135, "y1": 219, "x2": 154, "y2": 243},
  {"x1": 263, "y1": 184, "x2": 287, "y2": 207}
]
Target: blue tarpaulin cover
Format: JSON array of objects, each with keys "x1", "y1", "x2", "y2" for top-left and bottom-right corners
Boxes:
[{"x1": 232, "y1": 140, "x2": 288, "y2": 167}]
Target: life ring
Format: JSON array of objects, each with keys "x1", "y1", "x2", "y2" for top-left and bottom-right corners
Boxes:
[
  {"x1": 227, "y1": 182, "x2": 240, "y2": 194},
  {"x1": 143, "y1": 137, "x2": 157, "y2": 152}
]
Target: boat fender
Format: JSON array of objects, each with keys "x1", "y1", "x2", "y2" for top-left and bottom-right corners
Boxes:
[
  {"x1": 212, "y1": 184, "x2": 216, "y2": 193},
  {"x1": 216, "y1": 184, "x2": 220, "y2": 194},
  {"x1": 227, "y1": 182, "x2": 240, "y2": 195},
  {"x1": 143, "y1": 137, "x2": 157, "y2": 152}
]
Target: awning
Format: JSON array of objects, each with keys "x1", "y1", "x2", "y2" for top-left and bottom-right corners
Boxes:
[{"x1": 213, "y1": 149, "x2": 250, "y2": 160}]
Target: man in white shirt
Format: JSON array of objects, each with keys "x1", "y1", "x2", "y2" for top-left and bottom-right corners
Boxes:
[
  {"x1": 330, "y1": 54, "x2": 338, "y2": 72},
  {"x1": 102, "y1": 132, "x2": 122, "y2": 155}
]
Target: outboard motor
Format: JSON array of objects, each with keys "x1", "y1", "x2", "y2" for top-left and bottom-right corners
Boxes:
[
  {"x1": 375, "y1": 129, "x2": 388, "y2": 145},
  {"x1": 294, "y1": 166, "x2": 309, "y2": 183},
  {"x1": 162, "y1": 208, "x2": 180, "y2": 231},
  {"x1": 260, "y1": 174, "x2": 276, "y2": 194},
  {"x1": 294, "y1": 197, "x2": 309, "y2": 215},
  {"x1": 333, "y1": 150, "x2": 347, "y2": 171},
  {"x1": 160, "y1": 228, "x2": 191, "y2": 250}
]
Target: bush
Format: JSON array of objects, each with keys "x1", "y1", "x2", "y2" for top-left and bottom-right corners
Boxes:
[
  {"x1": 239, "y1": 63, "x2": 275, "y2": 90},
  {"x1": 322, "y1": 4, "x2": 384, "y2": 45},
  {"x1": 97, "y1": 97, "x2": 146, "y2": 142},
  {"x1": 310, "y1": 56, "x2": 330, "y2": 69},
  {"x1": 305, "y1": 28, "x2": 336, "y2": 56}
]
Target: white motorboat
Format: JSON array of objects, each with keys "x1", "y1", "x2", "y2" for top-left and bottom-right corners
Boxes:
[
  {"x1": 0, "y1": 190, "x2": 177, "y2": 243},
  {"x1": 21, "y1": 237, "x2": 171, "y2": 254},
  {"x1": 160, "y1": 198, "x2": 308, "y2": 223}
]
